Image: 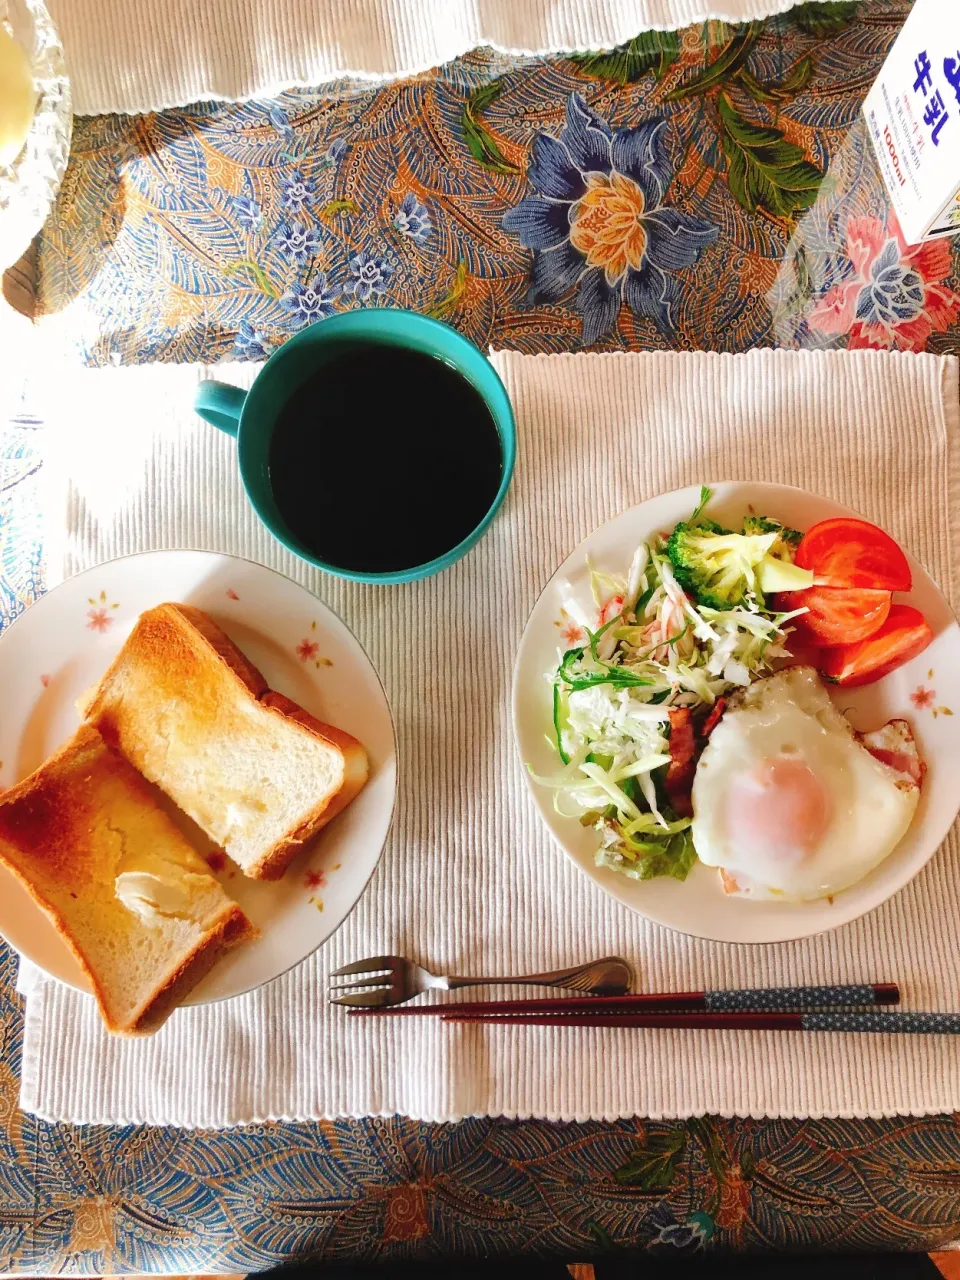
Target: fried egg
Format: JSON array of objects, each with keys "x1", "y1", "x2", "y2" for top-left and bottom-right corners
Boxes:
[{"x1": 691, "y1": 666, "x2": 920, "y2": 902}]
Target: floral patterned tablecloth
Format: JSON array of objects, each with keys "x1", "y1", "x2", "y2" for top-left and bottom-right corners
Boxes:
[
  {"x1": 3, "y1": 1, "x2": 960, "y2": 1269},
  {"x1": 32, "y1": 0, "x2": 960, "y2": 364}
]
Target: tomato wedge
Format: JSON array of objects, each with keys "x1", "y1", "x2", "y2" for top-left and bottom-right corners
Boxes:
[
  {"x1": 819, "y1": 605, "x2": 933, "y2": 687},
  {"x1": 795, "y1": 518, "x2": 912, "y2": 592},
  {"x1": 781, "y1": 635, "x2": 822, "y2": 671},
  {"x1": 776, "y1": 585, "x2": 891, "y2": 647}
]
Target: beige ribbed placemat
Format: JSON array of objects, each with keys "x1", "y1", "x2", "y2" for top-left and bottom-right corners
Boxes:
[
  {"x1": 18, "y1": 347, "x2": 960, "y2": 1126},
  {"x1": 47, "y1": 0, "x2": 813, "y2": 115}
]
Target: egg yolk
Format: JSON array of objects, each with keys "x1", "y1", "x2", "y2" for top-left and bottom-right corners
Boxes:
[{"x1": 728, "y1": 754, "x2": 832, "y2": 861}]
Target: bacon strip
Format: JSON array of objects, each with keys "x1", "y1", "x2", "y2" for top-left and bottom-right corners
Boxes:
[
  {"x1": 702, "y1": 697, "x2": 727, "y2": 740},
  {"x1": 665, "y1": 707, "x2": 696, "y2": 818},
  {"x1": 857, "y1": 719, "x2": 925, "y2": 787}
]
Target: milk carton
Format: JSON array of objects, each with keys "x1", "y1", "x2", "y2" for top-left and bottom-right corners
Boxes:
[{"x1": 863, "y1": 0, "x2": 960, "y2": 243}]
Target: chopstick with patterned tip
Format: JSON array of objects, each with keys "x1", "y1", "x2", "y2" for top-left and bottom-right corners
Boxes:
[
  {"x1": 433, "y1": 1011, "x2": 960, "y2": 1034},
  {"x1": 346, "y1": 982, "x2": 900, "y2": 1017}
]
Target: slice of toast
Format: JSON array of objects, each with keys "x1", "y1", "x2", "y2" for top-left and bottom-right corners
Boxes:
[
  {"x1": 81, "y1": 603, "x2": 369, "y2": 880},
  {"x1": 0, "y1": 725, "x2": 256, "y2": 1034}
]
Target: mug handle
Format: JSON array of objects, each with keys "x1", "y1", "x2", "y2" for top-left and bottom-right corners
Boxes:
[{"x1": 195, "y1": 381, "x2": 247, "y2": 437}]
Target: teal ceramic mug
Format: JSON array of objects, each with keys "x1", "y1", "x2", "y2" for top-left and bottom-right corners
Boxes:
[{"x1": 194, "y1": 309, "x2": 516, "y2": 585}]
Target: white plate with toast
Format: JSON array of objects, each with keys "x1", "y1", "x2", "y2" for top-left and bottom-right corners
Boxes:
[
  {"x1": 0, "y1": 551, "x2": 397, "y2": 1015},
  {"x1": 513, "y1": 482, "x2": 960, "y2": 944}
]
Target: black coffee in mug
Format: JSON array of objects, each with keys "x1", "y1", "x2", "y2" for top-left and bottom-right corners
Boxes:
[{"x1": 268, "y1": 346, "x2": 504, "y2": 575}]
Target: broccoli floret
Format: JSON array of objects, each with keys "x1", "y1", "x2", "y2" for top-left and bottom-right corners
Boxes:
[
  {"x1": 666, "y1": 523, "x2": 778, "y2": 609},
  {"x1": 741, "y1": 515, "x2": 802, "y2": 561},
  {"x1": 687, "y1": 517, "x2": 729, "y2": 536}
]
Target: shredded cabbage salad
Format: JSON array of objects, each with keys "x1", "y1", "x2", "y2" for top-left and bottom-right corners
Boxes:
[{"x1": 533, "y1": 489, "x2": 807, "y2": 884}]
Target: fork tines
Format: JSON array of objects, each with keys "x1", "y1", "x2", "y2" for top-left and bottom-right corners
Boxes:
[
  {"x1": 332, "y1": 956, "x2": 396, "y2": 977},
  {"x1": 329, "y1": 955, "x2": 403, "y2": 1008}
]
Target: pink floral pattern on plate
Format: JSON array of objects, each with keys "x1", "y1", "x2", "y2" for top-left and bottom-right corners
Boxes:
[
  {"x1": 910, "y1": 683, "x2": 953, "y2": 718},
  {"x1": 296, "y1": 620, "x2": 334, "y2": 668},
  {"x1": 559, "y1": 620, "x2": 584, "y2": 646},
  {"x1": 86, "y1": 590, "x2": 119, "y2": 632}
]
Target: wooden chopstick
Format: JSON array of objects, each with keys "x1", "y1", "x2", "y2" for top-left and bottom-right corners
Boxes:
[
  {"x1": 436, "y1": 1010, "x2": 960, "y2": 1034},
  {"x1": 347, "y1": 982, "x2": 899, "y2": 1018}
]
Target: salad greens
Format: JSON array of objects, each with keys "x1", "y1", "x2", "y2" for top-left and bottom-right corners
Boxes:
[
  {"x1": 666, "y1": 520, "x2": 778, "y2": 610},
  {"x1": 667, "y1": 513, "x2": 810, "y2": 610},
  {"x1": 537, "y1": 488, "x2": 808, "y2": 883}
]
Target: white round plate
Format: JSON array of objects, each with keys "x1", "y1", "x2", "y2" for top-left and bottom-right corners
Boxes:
[
  {"x1": 0, "y1": 551, "x2": 397, "y2": 1001},
  {"x1": 513, "y1": 482, "x2": 960, "y2": 944}
]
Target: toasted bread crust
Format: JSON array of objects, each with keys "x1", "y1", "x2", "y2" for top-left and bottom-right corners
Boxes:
[
  {"x1": 83, "y1": 603, "x2": 369, "y2": 882},
  {"x1": 4, "y1": 868, "x2": 254, "y2": 1035},
  {"x1": 84, "y1": 602, "x2": 268, "y2": 751},
  {"x1": 127, "y1": 904, "x2": 256, "y2": 1035},
  {"x1": 0, "y1": 725, "x2": 258, "y2": 1034},
  {"x1": 164, "y1": 603, "x2": 268, "y2": 698},
  {"x1": 0, "y1": 724, "x2": 126, "y2": 882},
  {"x1": 249, "y1": 692, "x2": 370, "y2": 879}
]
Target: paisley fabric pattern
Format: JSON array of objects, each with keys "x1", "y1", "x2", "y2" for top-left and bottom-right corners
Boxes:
[
  {"x1": 502, "y1": 93, "x2": 719, "y2": 342},
  {"x1": 0, "y1": 415, "x2": 44, "y2": 625},
  {"x1": 4, "y1": 1, "x2": 960, "y2": 1268},
  {"x1": 31, "y1": 0, "x2": 960, "y2": 364},
  {"x1": 1, "y1": 908, "x2": 960, "y2": 1272},
  {"x1": 807, "y1": 214, "x2": 960, "y2": 350}
]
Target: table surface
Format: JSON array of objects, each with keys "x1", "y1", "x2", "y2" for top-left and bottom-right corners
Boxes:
[{"x1": 5, "y1": 0, "x2": 960, "y2": 1269}]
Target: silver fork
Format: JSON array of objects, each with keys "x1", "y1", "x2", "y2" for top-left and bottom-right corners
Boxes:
[{"x1": 329, "y1": 955, "x2": 633, "y2": 1008}]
